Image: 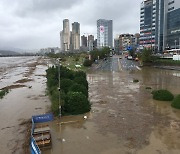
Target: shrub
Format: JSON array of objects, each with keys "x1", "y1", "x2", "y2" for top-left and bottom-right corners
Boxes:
[
  {"x1": 146, "y1": 87, "x2": 152, "y2": 90},
  {"x1": 60, "y1": 66, "x2": 74, "y2": 80},
  {"x1": 74, "y1": 77, "x2": 88, "y2": 90},
  {"x1": 83, "y1": 59, "x2": 93, "y2": 67},
  {"x1": 152, "y1": 89, "x2": 174, "y2": 101},
  {"x1": 0, "y1": 89, "x2": 9, "y2": 99},
  {"x1": 64, "y1": 92, "x2": 91, "y2": 115},
  {"x1": 171, "y1": 95, "x2": 180, "y2": 109},
  {"x1": 69, "y1": 83, "x2": 88, "y2": 97},
  {"x1": 133, "y1": 79, "x2": 139, "y2": 83},
  {"x1": 74, "y1": 71, "x2": 86, "y2": 79},
  {"x1": 60, "y1": 79, "x2": 74, "y2": 93}
]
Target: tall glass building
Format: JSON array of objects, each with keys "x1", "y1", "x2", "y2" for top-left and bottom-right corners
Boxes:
[
  {"x1": 140, "y1": 0, "x2": 180, "y2": 52},
  {"x1": 97, "y1": 19, "x2": 113, "y2": 49},
  {"x1": 166, "y1": 0, "x2": 180, "y2": 49}
]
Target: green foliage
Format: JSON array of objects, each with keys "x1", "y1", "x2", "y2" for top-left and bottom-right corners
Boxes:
[
  {"x1": 90, "y1": 47, "x2": 111, "y2": 61},
  {"x1": 74, "y1": 71, "x2": 86, "y2": 79},
  {"x1": 0, "y1": 89, "x2": 9, "y2": 99},
  {"x1": 64, "y1": 92, "x2": 91, "y2": 115},
  {"x1": 171, "y1": 95, "x2": 180, "y2": 109},
  {"x1": 60, "y1": 66, "x2": 74, "y2": 80},
  {"x1": 152, "y1": 89, "x2": 174, "y2": 101},
  {"x1": 133, "y1": 79, "x2": 139, "y2": 83},
  {"x1": 83, "y1": 59, "x2": 93, "y2": 67},
  {"x1": 142, "y1": 48, "x2": 152, "y2": 62},
  {"x1": 46, "y1": 65, "x2": 90, "y2": 116},
  {"x1": 69, "y1": 83, "x2": 88, "y2": 97},
  {"x1": 60, "y1": 79, "x2": 74, "y2": 93},
  {"x1": 154, "y1": 59, "x2": 180, "y2": 66},
  {"x1": 74, "y1": 76, "x2": 88, "y2": 90}
]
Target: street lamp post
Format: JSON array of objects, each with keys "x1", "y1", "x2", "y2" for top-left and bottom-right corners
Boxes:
[{"x1": 58, "y1": 58, "x2": 61, "y2": 118}]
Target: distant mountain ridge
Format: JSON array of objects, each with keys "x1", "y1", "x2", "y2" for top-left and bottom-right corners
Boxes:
[{"x1": 0, "y1": 50, "x2": 20, "y2": 56}]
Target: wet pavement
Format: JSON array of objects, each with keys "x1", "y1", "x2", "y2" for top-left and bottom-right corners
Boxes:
[{"x1": 1, "y1": 56, "x2": 180, "y2": 154}]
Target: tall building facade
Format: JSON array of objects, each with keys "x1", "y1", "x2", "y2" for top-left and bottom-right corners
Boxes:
[
  {"x1": 140, "y1": 0, "x2": 180, "y2": 52},
  {"x1": 97, "y1": 19, "x2": 113, "y2": 49},
  {"x1": 88, "y1": 35, "x2": 94, "y2": 51},
  {"x1": 72, "y1": 22, "x2": 80, "y2": 51},
  {"x1": 60, "y1": 20, "x2": 80, "y2": 52},
  {"x1": 62, "y1": 19, "x2": 70, "y2": 51},
  {"x1": 166, "y1": 0, "x2": 180, "y2": 49},
  {"x1": 81, "y1": 35, "x2": 87, "y2": 47},
  {"x1": 119, "y1": 34, "x2": 134, "y2": 51}
]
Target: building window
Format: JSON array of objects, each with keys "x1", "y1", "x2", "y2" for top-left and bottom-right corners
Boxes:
[
  {"x1": 168, "y1": 1, "x2": 174, "y2": 5},
  {"x1": 168, "y1": 7, "x2": 174, "y2": 11}
]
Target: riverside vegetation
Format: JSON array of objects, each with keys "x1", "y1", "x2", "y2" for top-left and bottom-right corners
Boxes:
[
  {"x1": 152, "y1": 89, "x2": 180, "y2": 109},
  {"x1": 46, "y1": 65, "x2": 91, "y2": 116},
  {"x1": 0, "y1": 89, "x2": 9, "y2": 99}
]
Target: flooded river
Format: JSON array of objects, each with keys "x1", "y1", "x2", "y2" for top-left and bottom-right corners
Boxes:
[
  {"x1": 0, "y1": 56, "x2": 51, "y2": 154},
  {"x1": 0, "y1": 56, "x2": 180, "y2": 154}
]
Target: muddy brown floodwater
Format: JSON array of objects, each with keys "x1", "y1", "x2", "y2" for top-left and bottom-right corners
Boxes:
[
  {"x1": 44, "y1": 64, "x2": 180, "y2": 154},
  {"x1": 1, "y1": 56, "x2": 180, "y2": 154},
  {"x1": 0, "y1": 56, "x2": 51, "y2": 154}
]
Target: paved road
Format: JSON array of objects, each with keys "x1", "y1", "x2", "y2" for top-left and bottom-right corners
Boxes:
[{"x1": 97, "y1": 55, "x2": 141, "y2": 71}]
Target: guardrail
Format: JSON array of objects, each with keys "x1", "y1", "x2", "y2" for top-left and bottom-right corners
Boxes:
[{"x1": 30, "y1": 113, "x2": 53, "y2": 154}]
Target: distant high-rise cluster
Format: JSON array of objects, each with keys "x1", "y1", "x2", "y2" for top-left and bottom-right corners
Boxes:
[
  {"x1": 140, "y1": 0, "x2": 180, "y2": 52},
  {"x1": 60, "y1": 19, "x2": 80, "y2": 52},
  {"x1": 97, "y1": 19, "x2": 113, "y2": 49}
]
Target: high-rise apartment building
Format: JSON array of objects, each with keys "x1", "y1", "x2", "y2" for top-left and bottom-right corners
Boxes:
[
  {"x1": 81, "y1": 35, "x2": 87, "y2": 47},
  {"x1": 60, "y1": 20, "x2": 81, "y2": 52},
  {"x1": 88, "y1": 35, "x2": 94, "y2": 51},
  {"x1": 97, "y1": 19, "x2": 113, "y2": 49},
  {"x1": 62, "y1": 19, "x2": 70, "y2": 51},
  {"x1": 140, "y1": 0, "x2": 180, "y2": 52},
  {"x1": 72, "y1": 22, "x2": 80, "y2": 51}
]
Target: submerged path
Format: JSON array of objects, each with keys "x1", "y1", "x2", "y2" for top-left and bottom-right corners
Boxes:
[{"x1": 45, "y1": 56, "x2": 180, "y2": 154}]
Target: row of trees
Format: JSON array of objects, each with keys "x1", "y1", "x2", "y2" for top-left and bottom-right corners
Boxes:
[
  {"x1": 46, "y1": 65, "x2": 91, "y2": 116},
  {"x1": 83, "y1": 47, "x2": 111, "y2": 67}
]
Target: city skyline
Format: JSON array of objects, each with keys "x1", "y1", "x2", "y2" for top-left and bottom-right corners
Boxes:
[{"x1": 0, "y1": 0, "x2": 142, "y2": 50}]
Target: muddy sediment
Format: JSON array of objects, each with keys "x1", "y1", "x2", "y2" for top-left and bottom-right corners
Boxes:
[{"x1": 0, "y1": 56, "x2": 51, "y2": 154}]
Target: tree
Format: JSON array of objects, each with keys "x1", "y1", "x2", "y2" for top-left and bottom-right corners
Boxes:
[
  {"x1": 141, "y1": 48, "x2": 152, "y2": 63},
  {"x1": 69, "y1": 83, "x2": 88, "y2": 97},
  {"x1": 83, "y1": 59, "x2": 93, "y2": 67},
  {"x1": 60, "y1": 79, "x2": 74, "y2": 93},
  {"x1": 74, "y1": 76, "x2": 88, "y2": 90},
  {"x1": 64, "y1": 92, "x2": 91, "y2": 115}
]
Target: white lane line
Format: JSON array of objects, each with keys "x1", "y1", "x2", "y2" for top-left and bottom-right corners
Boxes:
[{"x1": 136, "y1": 66, "x2": 142, "y2": 70}]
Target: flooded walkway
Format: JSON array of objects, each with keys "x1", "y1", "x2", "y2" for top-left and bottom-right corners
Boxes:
[
  {"x1": 0, "y1": 56, "x2": 51, "y2": 154},
  {"x1": 45, "y1": 60, "x2": 180, "y2": 154}
]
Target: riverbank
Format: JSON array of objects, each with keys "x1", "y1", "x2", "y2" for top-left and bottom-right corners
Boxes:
[{"x1": 0, "y1": 56, "x2": 51, "y2": 153}]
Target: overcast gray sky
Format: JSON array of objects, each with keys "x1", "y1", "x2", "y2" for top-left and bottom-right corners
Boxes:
[{"x1": 0, "y1": 0, "x2": 142, "y2": 50}]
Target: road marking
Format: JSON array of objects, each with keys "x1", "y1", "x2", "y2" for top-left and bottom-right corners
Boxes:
[
  {"x1": 136, "y1": 66, "x2": 142, "y2": 70},
  {"x1": 117, "y1": 58, "x2": 122, "y2": 71}
]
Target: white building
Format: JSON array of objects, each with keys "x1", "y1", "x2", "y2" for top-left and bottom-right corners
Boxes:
[{"x1": 97, "y1": 19, "x2": 113, "y2": 49}]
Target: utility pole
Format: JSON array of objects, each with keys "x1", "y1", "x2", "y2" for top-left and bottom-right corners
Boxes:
[{"x1": 58, "y1": 58, "x2": 61, "y2": 118}]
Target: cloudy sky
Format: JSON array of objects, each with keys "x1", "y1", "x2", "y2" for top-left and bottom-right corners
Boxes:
[{"x1": 0, "y1": 0, "x2": 142, "y2": 50}]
